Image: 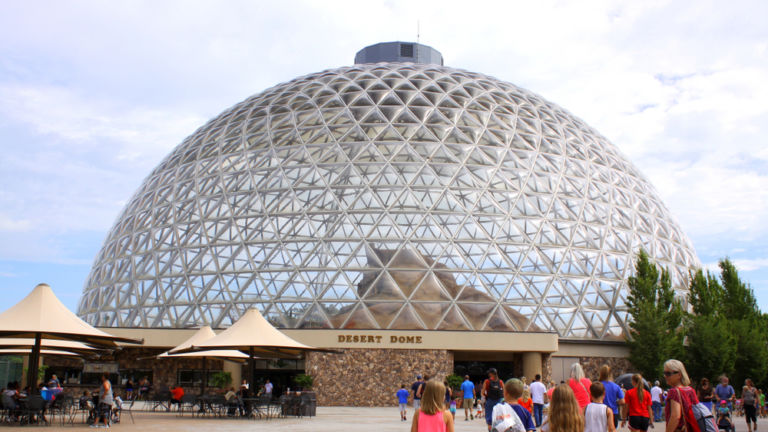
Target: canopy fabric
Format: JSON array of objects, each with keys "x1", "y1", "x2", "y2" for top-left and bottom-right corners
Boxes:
[
  {"x1": 0, "y1": 284, "x2": 141, "y2": 346},
  {"x1": 0, "y1": 338, "x2": 98, "y2": 355},
  {"x1": 0, "y1": 349, "x2": 77, "y2": 356},
  {"x1": 184, "y1": 308, "x2": 324, "y2": 357},
  {"x1": 157, "y1": 326, "x2": 248, "y2": 360}
]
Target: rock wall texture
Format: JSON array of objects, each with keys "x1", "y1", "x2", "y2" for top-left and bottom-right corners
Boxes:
[
  {"x1": 305, "y1": 348, "x2": 453, "y2": 406},
  {"x1": 579, "y1": 356, "x2": 634, "y2": 381}
]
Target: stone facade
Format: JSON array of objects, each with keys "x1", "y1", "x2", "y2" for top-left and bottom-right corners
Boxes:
[
  {"x1": 542, "y1": 353, "x2": 552, "y2": 383},
  {"x1": 579, "y1": 356, "x2": 633, "y2": 380},
  {"x1": 305, "y1": 348, "x2": 453, "y2": 406}
]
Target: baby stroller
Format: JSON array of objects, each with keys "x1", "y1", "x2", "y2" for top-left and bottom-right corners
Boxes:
[{"x1": 717, "y1": 401, "x2": 735, "y2": 432}]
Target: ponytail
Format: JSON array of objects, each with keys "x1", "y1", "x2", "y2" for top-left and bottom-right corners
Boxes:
[{"x1": 633, "y1": 374, "x2": 644, "y2": 403}]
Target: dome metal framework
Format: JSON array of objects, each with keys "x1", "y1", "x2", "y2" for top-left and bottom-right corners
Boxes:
[{"x1": 78, "y1": 63, "x2": 699, "y2": 340}]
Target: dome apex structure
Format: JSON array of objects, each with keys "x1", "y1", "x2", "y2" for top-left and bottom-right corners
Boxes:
[{"x1": 78, "y1": 61, "x2": 699, "y2": 341}]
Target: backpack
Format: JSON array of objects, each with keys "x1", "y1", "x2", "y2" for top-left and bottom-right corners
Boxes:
[
  {"x1": 487, "y1": 379, "x2": 504, "y2": 400},
  {"x1": 676, "y1": 387, "x2": 718, "y2": 432}
]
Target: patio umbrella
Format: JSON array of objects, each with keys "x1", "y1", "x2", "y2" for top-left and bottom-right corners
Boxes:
[
  {"x1": 0, "y1": 283, "x2": 143, "y2": 392},
  {"x1": 178, "y1": 308, "x2": 334, "y2": 388},
  {"x1": 0, "y1": 338, "x2": 99, "y2": 355},
  {"x1": 157, "y1": 326, "x2": 248, "y2": 394}
]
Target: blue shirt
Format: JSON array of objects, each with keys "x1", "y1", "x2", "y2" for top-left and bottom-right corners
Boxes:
[
  {"x1": 715, "y1": 384, "x2": 734, "y2": 401},
  {"x1": 510, "y1": 403, "x2": 536, "y2": 431},
  {"x1": 397, "y1": 389, "x2": 409, "y2": 404},
  {"x1": 601, "y1": 380, "x2": 624, "y2": 414},
  {"x1": 461, "y1": 380, "x2": 475, "y2": 399}
]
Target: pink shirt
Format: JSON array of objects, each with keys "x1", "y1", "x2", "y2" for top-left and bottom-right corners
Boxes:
[{"x1": 418, "y1": 410, "x2": 446, "y2": 432}]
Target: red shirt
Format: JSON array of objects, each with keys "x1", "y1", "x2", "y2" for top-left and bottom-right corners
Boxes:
[
  {"x1": 569, "y1": 378, "x2": 592, "y2": 409},
  {"x1": 171, "y1": 387, "x2": 184, "y2": 400},
  {"x1": 518, "y1": 397, "x2": 533, "y2": 414},
  {"x1": 626, "y1": 388, "x2": 652, "y2": 417}
]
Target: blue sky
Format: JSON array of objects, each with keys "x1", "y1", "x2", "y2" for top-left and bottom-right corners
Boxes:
[{"x1": 1, "y1": 0, "x2": 767, "y2": 313}]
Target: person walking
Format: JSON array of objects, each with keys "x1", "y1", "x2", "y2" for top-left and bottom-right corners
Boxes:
[
  {"x1": 530, "y1": 374, "x2": 547, "y2": 427},
  {"x1": 663, "y1": 359, "x2": 696, "y2": 432},
  {"x1": 585, "y1": 381, "x2": 616, "y2": 432},
  {"x1": 410, "y1": 380, "x2": 454, "y2": 432},
  {"x1": 460, "y1": 375, "x2": 475, "y2": 421},
  {"x1": 412, "y1": 375, "x2": 425, "y2": 410},
  {"x1": 651, "y1": 381, "x2": 663, "y2": 422},
  {"x1": 599, "y1": 365, "x2": 624, "y2": 429},
  {"x1": 93, "y1": 374, "x2": 113, "y2": 429},
  {"x1": 715, "y1": 375, "x2": 736, "y2": 410},
  {"x1": 541, "y1": 384, "x2": 584, "y2": 432},
  {"x1": 742, "y1": 379, "x2": 758, "y2": 432},
  {"x1": 482, "y1": 368, "x2": 504, "y2": 432},
  {"x1": 621, "y1": 374, "x2": 653, "y2": 432},
  {"x1": 397, "y1": 384, "x2": 410, "y2": 421},
  {"x1": 568, "y1": 363, "x2": 592, "y2": 410},
  {"x1": 697, "y1": 378, "x2": 715, "y2": 413}
]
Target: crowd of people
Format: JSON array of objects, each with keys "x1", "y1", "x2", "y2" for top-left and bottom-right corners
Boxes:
[{"x1": 400, "y1": 360, "x2": 765, "y2": 432}]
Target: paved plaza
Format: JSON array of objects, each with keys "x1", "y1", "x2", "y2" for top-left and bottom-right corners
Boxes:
[{"x1": 11, "y1": 407, "x2": 768, "y2": 431}]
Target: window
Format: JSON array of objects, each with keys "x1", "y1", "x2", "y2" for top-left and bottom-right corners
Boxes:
[
  {"x1": 400, "y1": 44, "x2": 414, "y2": 58},
  {"x1": 177, "y1": 369, "x2": 221, "y2": 386}
]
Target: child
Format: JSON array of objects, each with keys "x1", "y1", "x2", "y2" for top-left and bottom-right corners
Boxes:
[
  {"x1": 449, "y1": 398, "x2": 457, "y2": 419},
  {"x1": 717, "y1": 400, "x2": 734, "y2": 432},
  {"x1": 585, "y1": 381, "x2": 615, "y2": 432},
  {"x1": 410, "y1": 379, "x2": 454, "y2": 432},
  {"x1": 518, "y1": 389, "x2": 534, "y2": 415},
  {"x1": 541, "y1": 384, "x2": 584, "y2": 432},
  {"x1": 397, "y1": 384, "x2": 410, "y2": 422},
  {"x1": 493, "y1": 378, "x2": 537, "y2": 432}
]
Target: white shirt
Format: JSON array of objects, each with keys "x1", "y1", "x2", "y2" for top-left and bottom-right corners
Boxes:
[
  {"x1": 530, "y1": 381, "x2": 547, "y2": 404},
  {"x1": 651, "y1": 386, "x2": 662, "y2": 403},
  {"x1": 585, "y1": 402, "x2": 609, "y2": 432},
  {"x1": 265, "y1": 382, "x2": 273, "y2": 393}
]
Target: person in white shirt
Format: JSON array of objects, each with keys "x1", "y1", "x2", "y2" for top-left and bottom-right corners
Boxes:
[
  {"x1": 264, "y1": 379, "x2": 273, "y2": 396},
  {"x1": 530, "y1": 374, "x2": 548, "y2": 427},
  {"x1": 650, "y1": 381, "x2": 663, "y2": 422}
]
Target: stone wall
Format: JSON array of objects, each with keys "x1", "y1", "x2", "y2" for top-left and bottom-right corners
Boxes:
[
  {"x1": 579, "y1": 356, "x2": 633, "y2": 380},
  {"x1": 305, "y1": 348, "x2": 453, "y2": 406},
  {"x1": 541, "y1": 353, "x2": 552, "y2": 383}
]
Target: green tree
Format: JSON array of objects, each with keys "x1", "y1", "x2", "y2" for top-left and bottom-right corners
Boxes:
[
  {"x1": 625, "y1": 250, "x2": 684, "y2": 381},
  {"x1": 683, "y1": 269, "x2": 735, "y2": 383}
]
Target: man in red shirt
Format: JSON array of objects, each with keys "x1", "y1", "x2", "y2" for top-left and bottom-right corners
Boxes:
[{"x1": 170, "y1": 385, "x2": 185, "y2": 410}]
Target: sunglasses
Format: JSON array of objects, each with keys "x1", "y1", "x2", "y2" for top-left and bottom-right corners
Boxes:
[{"x1": 663, "y1": 371, "x2": 679, "y2": 377}]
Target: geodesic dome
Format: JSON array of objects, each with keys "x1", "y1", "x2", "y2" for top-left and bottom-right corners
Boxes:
[{"x1": 78, "y1": 62, "x2": 699, "y2": 340}]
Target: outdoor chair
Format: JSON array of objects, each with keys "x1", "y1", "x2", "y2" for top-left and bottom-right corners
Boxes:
[
  {"x1": 151, "y1": 391, "x2": 172, "y2": 412},
  {"x1": 1, "y1": 394, "x2": 20, "y2": 424},
  {"x1": 20, "y1": 395, "x2": 47, "y2": 425},
  {"x1": 178, "y1": 394, "x2": 197, "y2": 416},
  {"x1": 48, "y1": 394, "x2": 73, "y2": 426},
  {"x1": 119, "y1": 398, "x2": 135, "y2": 424},
  {"x1": 209, "y1": 395, "x2": 227, "y2": 417}
]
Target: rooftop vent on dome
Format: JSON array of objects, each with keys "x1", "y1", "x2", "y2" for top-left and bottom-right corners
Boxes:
[{"x1": 354, "y1": 41, "x2": 443, "y2": 65}]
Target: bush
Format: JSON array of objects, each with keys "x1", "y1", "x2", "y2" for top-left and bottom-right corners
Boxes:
[{"x1": 293, "y1": 373, "x2": 314, "y2": 390}]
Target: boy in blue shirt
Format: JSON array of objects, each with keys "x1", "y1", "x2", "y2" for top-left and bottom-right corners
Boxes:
[{"x1": 396, "y1": 384, "x2": 410, "y2": 421}]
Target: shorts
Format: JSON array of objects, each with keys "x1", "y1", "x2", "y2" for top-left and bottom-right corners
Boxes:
[
  {"x1": 745, "y1": 404, "x2": 757, "y2": 423},
  {"x1": 463, "y1": 398, "x2": 473, "y2": 409},
  {"x1": 485, "y1": 398, "x2": 501, "y2": 425},
  {"x1": 399, "y1": 403, "x2": 407, "y2": 412},
  {"x1": 413, "y1": 399, "x2": 421, "y2": 409},
  {"x1": 629, "y1": 415, "x2": 650, "y2": 431}
]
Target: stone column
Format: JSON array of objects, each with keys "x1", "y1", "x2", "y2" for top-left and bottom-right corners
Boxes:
[
  {"x1": 522, "y1": 352, "x2": 542, "y2": 381},
  {"x1": 223, "y1": 360, "x2": 241, "y2": 390}
]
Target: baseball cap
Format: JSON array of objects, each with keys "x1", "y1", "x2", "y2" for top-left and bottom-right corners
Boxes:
[{"x1": 417, "y1": 374, "x2": 422, "y2": 379}]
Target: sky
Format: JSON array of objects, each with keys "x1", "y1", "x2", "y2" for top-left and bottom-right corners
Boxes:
[{"x1": 0, "y1": 0, "x2": 767, "y2": 314}]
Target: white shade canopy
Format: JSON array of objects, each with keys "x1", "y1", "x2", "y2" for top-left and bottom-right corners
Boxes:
[
  {"x1": 0, "y1": 349, "x2": 77, "y2": 356},
  {"x1": 0, "y1": 338, "x2": 98, "y2": 355},
  {"x1": 182, "y1": 308, "x2": 326, "y2": 358},
  {"x1": 0, "y1": 284, "x2": 141, "y2": 347},
  {"x1": 157, "y1": 326, "x2": 248, "y2": 360}
]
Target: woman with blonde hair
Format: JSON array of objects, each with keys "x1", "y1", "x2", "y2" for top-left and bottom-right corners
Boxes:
[
  {"x1": 621, "y1": 374, "x2": 653, "y2": 431},
  {"x1": 411, "y1": 379, "x2": 455, "y2": 432},
  {"x1": 663, "y1": 359, "x2": 695, "y2": 432},
  {"x1": 542, "y1": 384, "x2": 585, "y2": 432}
]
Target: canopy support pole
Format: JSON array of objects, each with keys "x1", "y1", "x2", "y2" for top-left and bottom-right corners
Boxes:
[
  {"x1": 249, "y1": 347, "x2": 255, "y2": 393},
  {"x1": 27, "y1": 333, "x2": 42, "y2": 394},
  {"x1": 201, "y1": 356, "x2": 207, "y2": 395}
]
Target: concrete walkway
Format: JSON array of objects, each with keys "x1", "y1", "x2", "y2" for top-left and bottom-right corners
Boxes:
[{"x1": 15, "y1": 407, "x2": 768, "y2": 431}]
